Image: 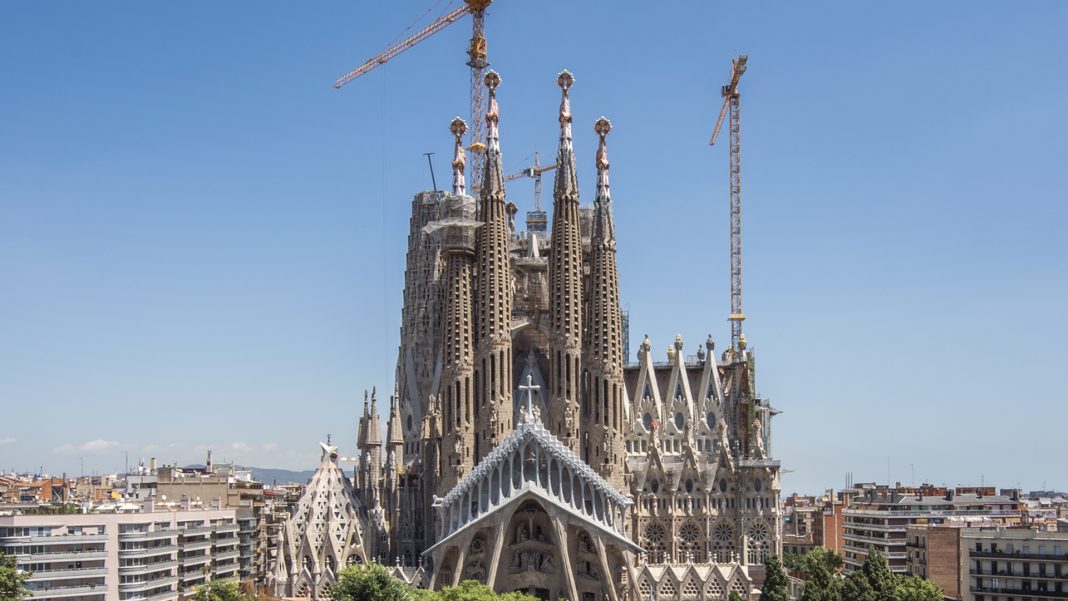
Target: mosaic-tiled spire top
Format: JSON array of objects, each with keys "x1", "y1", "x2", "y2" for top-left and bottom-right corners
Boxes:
[
  {"x1": 480, "y1": 70, "x2": 505, "y2": 201},
  {"x1": 450, "y1": 117, "x2": 467, "y2": 196},
  {"x1": 593, "y1": 116, "x2": 616, "y2": 246},
  {"x1": 553, "y1": 70, "x2": 579, "y2": 199}
]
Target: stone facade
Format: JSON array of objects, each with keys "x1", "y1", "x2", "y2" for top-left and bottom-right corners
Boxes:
[{"x1": 328, "y1": 69, "x2": 781, "y2": 599}]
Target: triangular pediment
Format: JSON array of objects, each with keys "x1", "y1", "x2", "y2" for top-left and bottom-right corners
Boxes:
[{"x1": 429, "y1": 414, "x2": 635, "y2": 556}]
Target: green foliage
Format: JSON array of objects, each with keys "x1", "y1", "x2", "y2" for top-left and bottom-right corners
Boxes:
[
  {"x1": 192, "y1": 580, "x2": 243, "y2": 601},
  {"x1": 782, "y1": 552, "x2": 804, "y2": 573},
  {"x1": 893, "y1": 574, "x2": 942, "y2": 601},
  {"x1": 762, "y1": 555, "x2": 791, "y2": 601},
  {"x1": 0, "y1": 552, "x2": 31, "y2": 601},
  {"x1": 729, "y1": 591, "x2": 746, "y2": 601},
  {"x1": 332, "y1": 563, "x2": 412, "y2": 601},
  {"x1": 803, "y1": 548, "x2": 844, "y2": 575},
  {"x1": 800, "y1": 561, "x2": 842, "y2": 601},
  {"x1": 842, "y1": 548, "x2": 897, "y2": 601},
  {"x1": 436, "y1": 581, "x2": 536, "y2": 601}
]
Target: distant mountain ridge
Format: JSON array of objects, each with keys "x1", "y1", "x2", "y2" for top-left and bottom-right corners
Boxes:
[{"x1": 243, "y1": 466, "x2": 316, "y2": 485}]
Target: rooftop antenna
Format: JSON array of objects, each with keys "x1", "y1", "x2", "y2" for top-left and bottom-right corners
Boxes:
[{"x1": 424, "y1": 152, "x2": 438, "y2": 192}]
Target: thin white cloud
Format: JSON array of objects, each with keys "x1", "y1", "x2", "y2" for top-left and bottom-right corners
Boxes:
[
  {"x1": 230, "y1": 442, "x2": 250, "y2": 452},
  {"x1": 53, "y1": 439, "x2": 120, "y2": 455},
  {"x1": 0, "y1": 437, "x2": 16, "y2": 446},
  {"x1": 262, "y1": 442, "x2": 279, "y2": 452}
]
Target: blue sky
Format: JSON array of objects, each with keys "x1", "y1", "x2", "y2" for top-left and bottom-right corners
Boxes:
[{"x1": 1, "y1": 2, "x2": 1065, "y2": 494}]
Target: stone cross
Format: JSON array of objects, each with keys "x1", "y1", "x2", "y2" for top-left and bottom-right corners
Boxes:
[{"x1": 519, "y1": 374, "x2": 540, "y2": 424}]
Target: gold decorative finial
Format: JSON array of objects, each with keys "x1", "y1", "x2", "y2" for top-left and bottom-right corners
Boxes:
[
  {"x1": 485, "y1": 70, "x2": 501, "y2": 92},
  {"x1": 674, "y1": 335, "x2": 684, "y2": 351},
  {"x1": 594, "y1": 116, "x2": 612, "y2": 138},
  {"x1": 557, "y1": 70, "x2": 574, "y2": 91},
  {"x1": 450, "y1": 117, "x2": 467, "y2": 138}
]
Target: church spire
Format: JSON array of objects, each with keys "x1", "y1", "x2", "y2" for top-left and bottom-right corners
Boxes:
[
  {"x1": 553, "y1": 70, "x2": 578, "y2": 200},
  {"x1": 472, "y1": 69, "x2": 513, "y2": 464},
  {"x1": 450, "y1": 117, "x2": 467, "y2": 196},
  {"x1": 480, "y1": 70, "x2": 505, "y2": 202},
  {"x1": 585, "y1": 116, "x2": 626, "y2": 489},
  {"x1": 548, "y1": 70, "x2": 584, "y2": 452},
  {"x1": 593, "y1": 116, "x2": 616, "y2": 246}
]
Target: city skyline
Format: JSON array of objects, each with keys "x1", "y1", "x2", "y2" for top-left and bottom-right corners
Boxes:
[{"x1": 2, "y1": 1, "x2": 1066, "y2": 494}]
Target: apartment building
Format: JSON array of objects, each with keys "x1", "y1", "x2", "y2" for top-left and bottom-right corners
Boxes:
[
  {"x1": 0, "y1": 503, "x2": 240, "y2": 601},
  {"x1": 843, "y1": 485, "x2": 1024, "y2": 574},
  {"x1": 963, "y1": 527, "x2": 1068, "y2": 601}
]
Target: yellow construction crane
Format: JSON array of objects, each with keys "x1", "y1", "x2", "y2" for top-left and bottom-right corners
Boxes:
[
  {"x1": 709, "y1": 55, "x2": 748, "y2": 352},
  {"x1": 333, "y1": 0, "x2": 494, "y2": 189},
  {"x1": 505, "y1": 152, "x2": 556, "y2": 232}
]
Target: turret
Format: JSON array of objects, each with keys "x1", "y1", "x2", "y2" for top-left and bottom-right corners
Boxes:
[
  {"x1": 358, "y1": 388, "x2": 383, "y2": 507},
  {"x1": 427, "y1": 117, "x2": 480, "y2": 497},
  {"x1": 547, "y1": 70, "x2": 584, "y2": 452},
  {"x1": 584, "y1": 116, "x2": 627, "y2": 489},
  {"x1": 472, "y1": 70, "x2": 514, "y2": 463}
]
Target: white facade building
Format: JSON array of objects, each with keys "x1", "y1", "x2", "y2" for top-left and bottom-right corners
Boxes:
[{"x1": 0, "y1": 506, "x2": 240, "y2": 601}]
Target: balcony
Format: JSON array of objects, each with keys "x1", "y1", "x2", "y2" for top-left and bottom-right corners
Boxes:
[
  {"x1": 119, "y1": 545, "x2": 178, "y2": 558},
  {"x1": 177, "y1": 527, "x2": 213, "y2": 536},
  {"x1": 120, "y1": 561, "x2": 179, "y2": 576},
  {"x1": 15, "y1": 550, "x2": 108, "y2": 562},
  {"x1": 120, "y1": 530, "x2": 178, "y2": 541},
  {"x1": 27, "y1": 567, "x2": 109, "y2": 581},
  {"x1": 120, "y1": 576, "x2": 179, "y2": 592},
  {"x1": 214, "y1": 524, "x2": 239, "y2": 534},
  {"x1": 124, "y1": 591, "x2": 180, "y2": 601},
  {"x1": 843, "y1": 543, "x2": 906, "y2": 560},
  {"x1": 845, "y1": 508, "x2": 1022, "y2": 519},
  {"x1": 29, "y1": 584, "x2": 108, "y2": 598},
  {"x1": 214, "y1": 550, "x2": 240, "y2": 561},
  {"x1": 180, "y1": 554, "x2": 212, "y2": 567},
  {"x1": 972, "y1": 586, "x2": 1068, "y2": 599},
  {"x1": 844, "y1": 532, "x2": 904, "y2": 546},
  {"x1": 971, "y1": 549, "x2": 1068, "y2": 561},
  {"x1": 3, "y1": 534, "x2": 108, "y2": 545},
  {"x1": 179, "y1": 539, "x2": 212, "y2": 551}
]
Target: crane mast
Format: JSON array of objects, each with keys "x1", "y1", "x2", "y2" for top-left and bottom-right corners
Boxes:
[
  {"x1": 710, "y1": 55, "x2": 748, "y2": 351},
  {"x1": 333, "y1": 0, "x2": 494, "y2": 191},
  {"x1": 465, "y1": 1, "x2": 491, "y2": 191}
]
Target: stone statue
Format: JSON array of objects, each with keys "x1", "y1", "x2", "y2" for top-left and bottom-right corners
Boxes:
[
  {"x1": 751, "y1": 418, "x2": 766, "y2": 459},
  {"x1": 717, "y1": 415, "x2": 735, "y2": 472}
]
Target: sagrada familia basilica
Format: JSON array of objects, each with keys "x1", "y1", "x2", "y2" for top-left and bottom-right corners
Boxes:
[{"x1": 269, "y1": 69, "x2": 783, "y2": 601}]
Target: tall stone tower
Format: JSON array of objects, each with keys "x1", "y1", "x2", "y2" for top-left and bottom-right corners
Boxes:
[
  {"x1": 356, "y1": 389, "x2": 382, "y2": 508},
  {"x1": 472, "y1": 71, "x2": 514, "y2": 464},
  {"x1": 584, "y1": 117, "x2": 627, "y2": 489},
  {"x1": 547, "y1": 71, "x2": 584, "y2": 453},
  {"x1": 437, "y1": 117, "x2": 478, "y2": 494}
]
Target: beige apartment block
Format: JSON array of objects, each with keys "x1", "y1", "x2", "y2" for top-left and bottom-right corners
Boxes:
[
  {"x1": 0, "y1": 506, "x2": 240, "y2": 601},
  {"x1": 962, "y1": 527, "x2": 1068, "y2": 601}
]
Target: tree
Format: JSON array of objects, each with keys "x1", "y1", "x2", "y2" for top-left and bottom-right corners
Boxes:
[
  {"x1": 801, "y1": 548, "x2": 843, "y2": 576},
  {"x1": 436, "y1": 581, "x2": 536, "y2": 601},
  {"x1": 762, "y1": 555, "x2": 791, "y2": 601},
  {"x1": 728, "y1": 591, "x2": 746, "y2": 601},
  {"x1": 331, "y1": 563, "x2": 413, "y2": 601},
  {"x1": 192, "y1": 580, "x2": 242, "y2": 601},
  {"x1": 842, "y1": 548, "x2": 895, "y2": 601},
  {"x1": 0, "y1": 552, "x2": 31, "y2": 601},
  {"x1": 893, "y1": 574, "x2": 942, "y2": 601},
  {"x1": 799, "y1": 561, "x2": 841, "y2": 601}
]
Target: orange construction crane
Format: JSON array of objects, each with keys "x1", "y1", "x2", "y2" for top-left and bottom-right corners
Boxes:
[
  {"x1": 709, "y1": 55, "x2": 748, "y2": 351},
  {"x1": 333, "y1": 0, "x2": 494, "y2": 190},
  {"x1": 505, "y1": 152, "x2": 557, "y2": 232}
]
